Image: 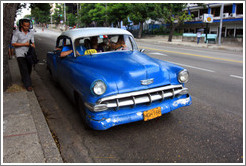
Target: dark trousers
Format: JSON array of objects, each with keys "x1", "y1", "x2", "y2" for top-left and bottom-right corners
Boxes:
[
  {"x1": 17, "y1": 57, "x2": 32, "y2": 88},
  {"x1": 197, "y1": 37, "x2": 200, "y2": 44}
]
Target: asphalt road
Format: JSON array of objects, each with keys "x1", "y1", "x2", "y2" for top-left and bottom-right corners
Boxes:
[{"x1": 32, "y1": 29, "x2": 243, "y2": 163}]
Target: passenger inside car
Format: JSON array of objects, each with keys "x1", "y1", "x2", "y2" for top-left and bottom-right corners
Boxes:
[
  {"x1": 90, "y1": 36, "x2": 103, "y2": 52},
  {"x1": 113, "y1": 35, "x2": 127, "y2": 50},
  {"x1": 61, "y1": 39, "x2": 85, "y2": 57},
  {"x1": 84, "y1": 39, "x2": 91, "y2": 49},
  {"x1": 98, "y1": 36, "x2": 114, "y2": 52}
]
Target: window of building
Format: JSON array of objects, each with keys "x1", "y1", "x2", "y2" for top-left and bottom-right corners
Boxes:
[
  {"x1": 211, "y1": 7, "x2": 221, "y2": 17},
  {"x1": 236, "y1": 29, "x2": 243, "y2": 38},
  {"x1": 200, "y1": 8, "x2": 208, "y2": 16},
  {"x1": 204, "y1": 28, "x2": 210, "y2": 34},
  {"x1": 226, "y1": 29, "x2": 234, "y2": 37},
  {"x1": 224, "y1": 5, "x2": 233, "y2": 14},
  {"x1": 191, "y1": 11, "x2": 198, "y2": 18},
  {"x1": 236, "y1": 4, "x2": 243, "y2": 14},
  {"x1": 184, "y1": 29, "x2": 189, "y2": 33},
  {"x1": 218, "y1": 27, "x2": 226, "y2": 37},
  {"x1": 210, "y1": 31, "x2": 217, "y2": 34}
]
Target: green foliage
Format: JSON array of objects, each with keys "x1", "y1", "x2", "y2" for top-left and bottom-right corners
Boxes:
[
  {"x1": 128, "y1": 4, "x2": 151, "y2": 24},
  {"x1": 88, "y1": 3, "x2": 107, "y2": 26},
  {"x1": 155, "y1": 3, "x2": 192, "y2": 41},
  {"x1": 45, "y1": 3, "x2": 193, "y2": 39},
  {"x1": 107, "y1": 3, "x2": 130, "y2": 27},
  {"x1": 30, "y1": 3, "x2": 51, "y2": 23},
  {"x1": 78, "y1": 3, "x2": 96, "y2": 27},
  {"x1": 156, "y1": 3, "x2": 192, "y2": 25},
  {"x1": 52, "y1": 4, "x2": 64, "y2": 25},
  {"x1": 67, "y1": 13, "x2": 76, "y2": 26}
]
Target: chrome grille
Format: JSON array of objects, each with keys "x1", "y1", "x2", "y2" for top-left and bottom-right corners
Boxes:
[{"x1": 97, "y1": 84, "x2": 188, "y2": 109}]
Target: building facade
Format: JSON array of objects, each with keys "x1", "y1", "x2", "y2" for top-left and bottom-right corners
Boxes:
[{"x1": 180, "y1": 3, "x2": 243, "y2": 38}]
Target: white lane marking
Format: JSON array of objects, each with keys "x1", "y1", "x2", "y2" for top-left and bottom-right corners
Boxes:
[
  {"x1": 230, "y1": 75, "x2": 243, "y2": 79},
  {"x1": 150, "y1": 52, "x2": 168, "y2": 56},
  {"x1": 167, "y1": 61, "x2": 215, "y2": 73}
]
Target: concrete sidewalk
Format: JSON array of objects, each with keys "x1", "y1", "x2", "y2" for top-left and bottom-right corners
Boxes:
[{"x1": 3, "y1": 58, "x2": 63, "y2": 163}]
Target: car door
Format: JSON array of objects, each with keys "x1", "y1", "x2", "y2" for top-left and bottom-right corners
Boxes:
[
  {"x1": 56, "y1": 37, "x2": 78, "y2": 98},
  {"x1": 47, "y1": 36, "x2": 67, "y2": 82}
]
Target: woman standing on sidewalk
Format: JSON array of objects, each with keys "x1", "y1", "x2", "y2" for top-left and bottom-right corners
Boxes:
[
  {"x1": 12, "y1": 19, "x2": 35, "y2": 92},
  {"x1": 196, "y1": 31, "x2": 202, "y2": 44}
]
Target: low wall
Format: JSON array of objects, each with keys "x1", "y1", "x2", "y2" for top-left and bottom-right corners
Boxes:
[
  {"x1": 221, "y1": 37, "x2": 243, "y2": 46},
  {"x1": 141, "y1": 35, "x2": 183, "y2": 41},
  {"x1": 182, "y1": 36, "x2": 242, "y2": 45}
]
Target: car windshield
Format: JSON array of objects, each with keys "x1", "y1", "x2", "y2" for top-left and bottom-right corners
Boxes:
[{"x1": 74, "y1": 34, "x2": 138, "y2": 56}]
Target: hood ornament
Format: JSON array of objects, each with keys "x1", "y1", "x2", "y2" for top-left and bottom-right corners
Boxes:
[{"x1": 141, "y1": 78, "x2": 154, "y2": 85}]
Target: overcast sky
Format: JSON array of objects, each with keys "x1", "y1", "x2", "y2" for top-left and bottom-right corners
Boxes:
[{"x1": 16, "y1": 3, "x2": 31, "y2": 21}]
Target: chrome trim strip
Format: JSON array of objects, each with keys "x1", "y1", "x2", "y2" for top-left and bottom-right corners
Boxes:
[
  {"x1": 161, "y1": 91, "x2": 165, "y2": 101},
  {"x1": 97, "y1": 84, "x2": 183, "y2": 104},
  {"x1": 132, "y1": 96, "x2": 136, "y2": 107},
  {"x1": 86, "y1": 85, "x2": 189, "y2": 112}
]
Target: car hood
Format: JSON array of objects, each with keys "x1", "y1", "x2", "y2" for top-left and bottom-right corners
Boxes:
[{"x1": 77, "y1": 51, "x2": 171, "y2": 94}]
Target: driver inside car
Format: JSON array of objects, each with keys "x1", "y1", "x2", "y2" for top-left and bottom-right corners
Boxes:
[{"x1": 113, "y1": 35, "x2": 127, "y2": 50}]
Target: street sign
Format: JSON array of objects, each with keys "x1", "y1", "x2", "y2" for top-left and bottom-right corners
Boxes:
[{"x1": 203, "y1": 14, "x2": 213, "y2": 23}]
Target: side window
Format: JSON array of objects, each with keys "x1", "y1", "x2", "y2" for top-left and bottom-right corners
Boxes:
[
  {"x1": 124, "y1": 35, "x2": 133, "y2": 51},
  {"x1": 55, "y1": 38, "x2": 65, "y2": 52},
  {"x1": 129, "y1": 36, "x2": 138, "y2": 50},
  {"x1": 57, "y1": 38, "x2": 71, "y2": 47},
  {"x1": 63, "y1": 38, "x2": 71, "y2": 49},
  {"x1": 58, "y1": 39, "x2": 64, "y2": 48}
]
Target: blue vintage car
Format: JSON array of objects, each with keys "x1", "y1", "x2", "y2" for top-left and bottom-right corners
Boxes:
[{"x1": 47, "y1": 28, "x2": 192, "y2": 130}]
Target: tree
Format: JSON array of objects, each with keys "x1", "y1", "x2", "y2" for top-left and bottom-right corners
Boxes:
[
  {"x1": 128, "y1": 3, "x2": 157, "y2": 38},
  {"x1": 52, "y1": 4, "x2": 64, "y2": 25},
  {"x1": 156, "y1": 3, "x2": 192, "y2": 42},
  {"x1": 3, "y1": 3, "x2": 19, "y2": 91},
  {"x1": 107, "y1": 3, "x2": 130, "y2": 28},
  {"x1": 67, "y1": 13, "x2": 76, "y2": 26},
  {"x1": 78, "y1": 3, "x2": 96, "y2": 27},
  {"x1": 30, "y1": 3, "x2": 51, "y2": 24},
  {"x1": 88, "y1": 3, "x2": 107, "y2": 27}
]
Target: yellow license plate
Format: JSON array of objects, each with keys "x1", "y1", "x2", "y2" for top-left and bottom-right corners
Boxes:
[{"x1": 143, "y1": 107, "x2": 162, "y2": 121}]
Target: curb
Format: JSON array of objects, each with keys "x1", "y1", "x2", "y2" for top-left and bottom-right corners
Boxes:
[{"x1": 26, "y1": 84, "x2": 63, "y2": 163}]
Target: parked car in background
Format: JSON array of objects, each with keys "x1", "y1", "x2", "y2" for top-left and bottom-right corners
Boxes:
[{"x1": 47, "y1": 27, "x2": 192, "y2": 130}]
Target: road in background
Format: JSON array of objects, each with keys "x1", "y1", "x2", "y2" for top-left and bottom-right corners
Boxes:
[{"x1": 32, "y1": 29, "x2": 243, "y2": 163}]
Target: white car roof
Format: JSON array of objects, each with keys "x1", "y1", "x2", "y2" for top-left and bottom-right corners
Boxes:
[{"x1": 60, "y1": 27, "x2": 133, "y2": 41}]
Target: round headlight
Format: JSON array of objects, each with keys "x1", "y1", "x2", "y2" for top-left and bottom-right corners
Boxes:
[
  {"x1": 92, "y1": 81, "x2": 106, "y2": 95},
  {"x1": 178, "y1": 69, "x2": 189, "y2": 83}
]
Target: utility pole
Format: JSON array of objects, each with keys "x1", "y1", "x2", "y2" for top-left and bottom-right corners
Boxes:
[
  {"x1": 64, "y1": 3, "x2": 66, "y2": 29},
  {"x1": 218, "y1": 3, "x2": 224, "y2": 45},
  {"x1": 77, "y1": 3, "x2": 79, "y2": 16},
  {"x1": 105, "y1": 3, "x2": 108, "y2": 27},
  {"x1": 50, "y1": 15, "x2": 52, "y2": 29}
]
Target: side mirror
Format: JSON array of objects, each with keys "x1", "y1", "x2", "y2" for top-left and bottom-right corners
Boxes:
[{"x1": 140, "y1": 49, "x2": 145, "y2": 53}]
